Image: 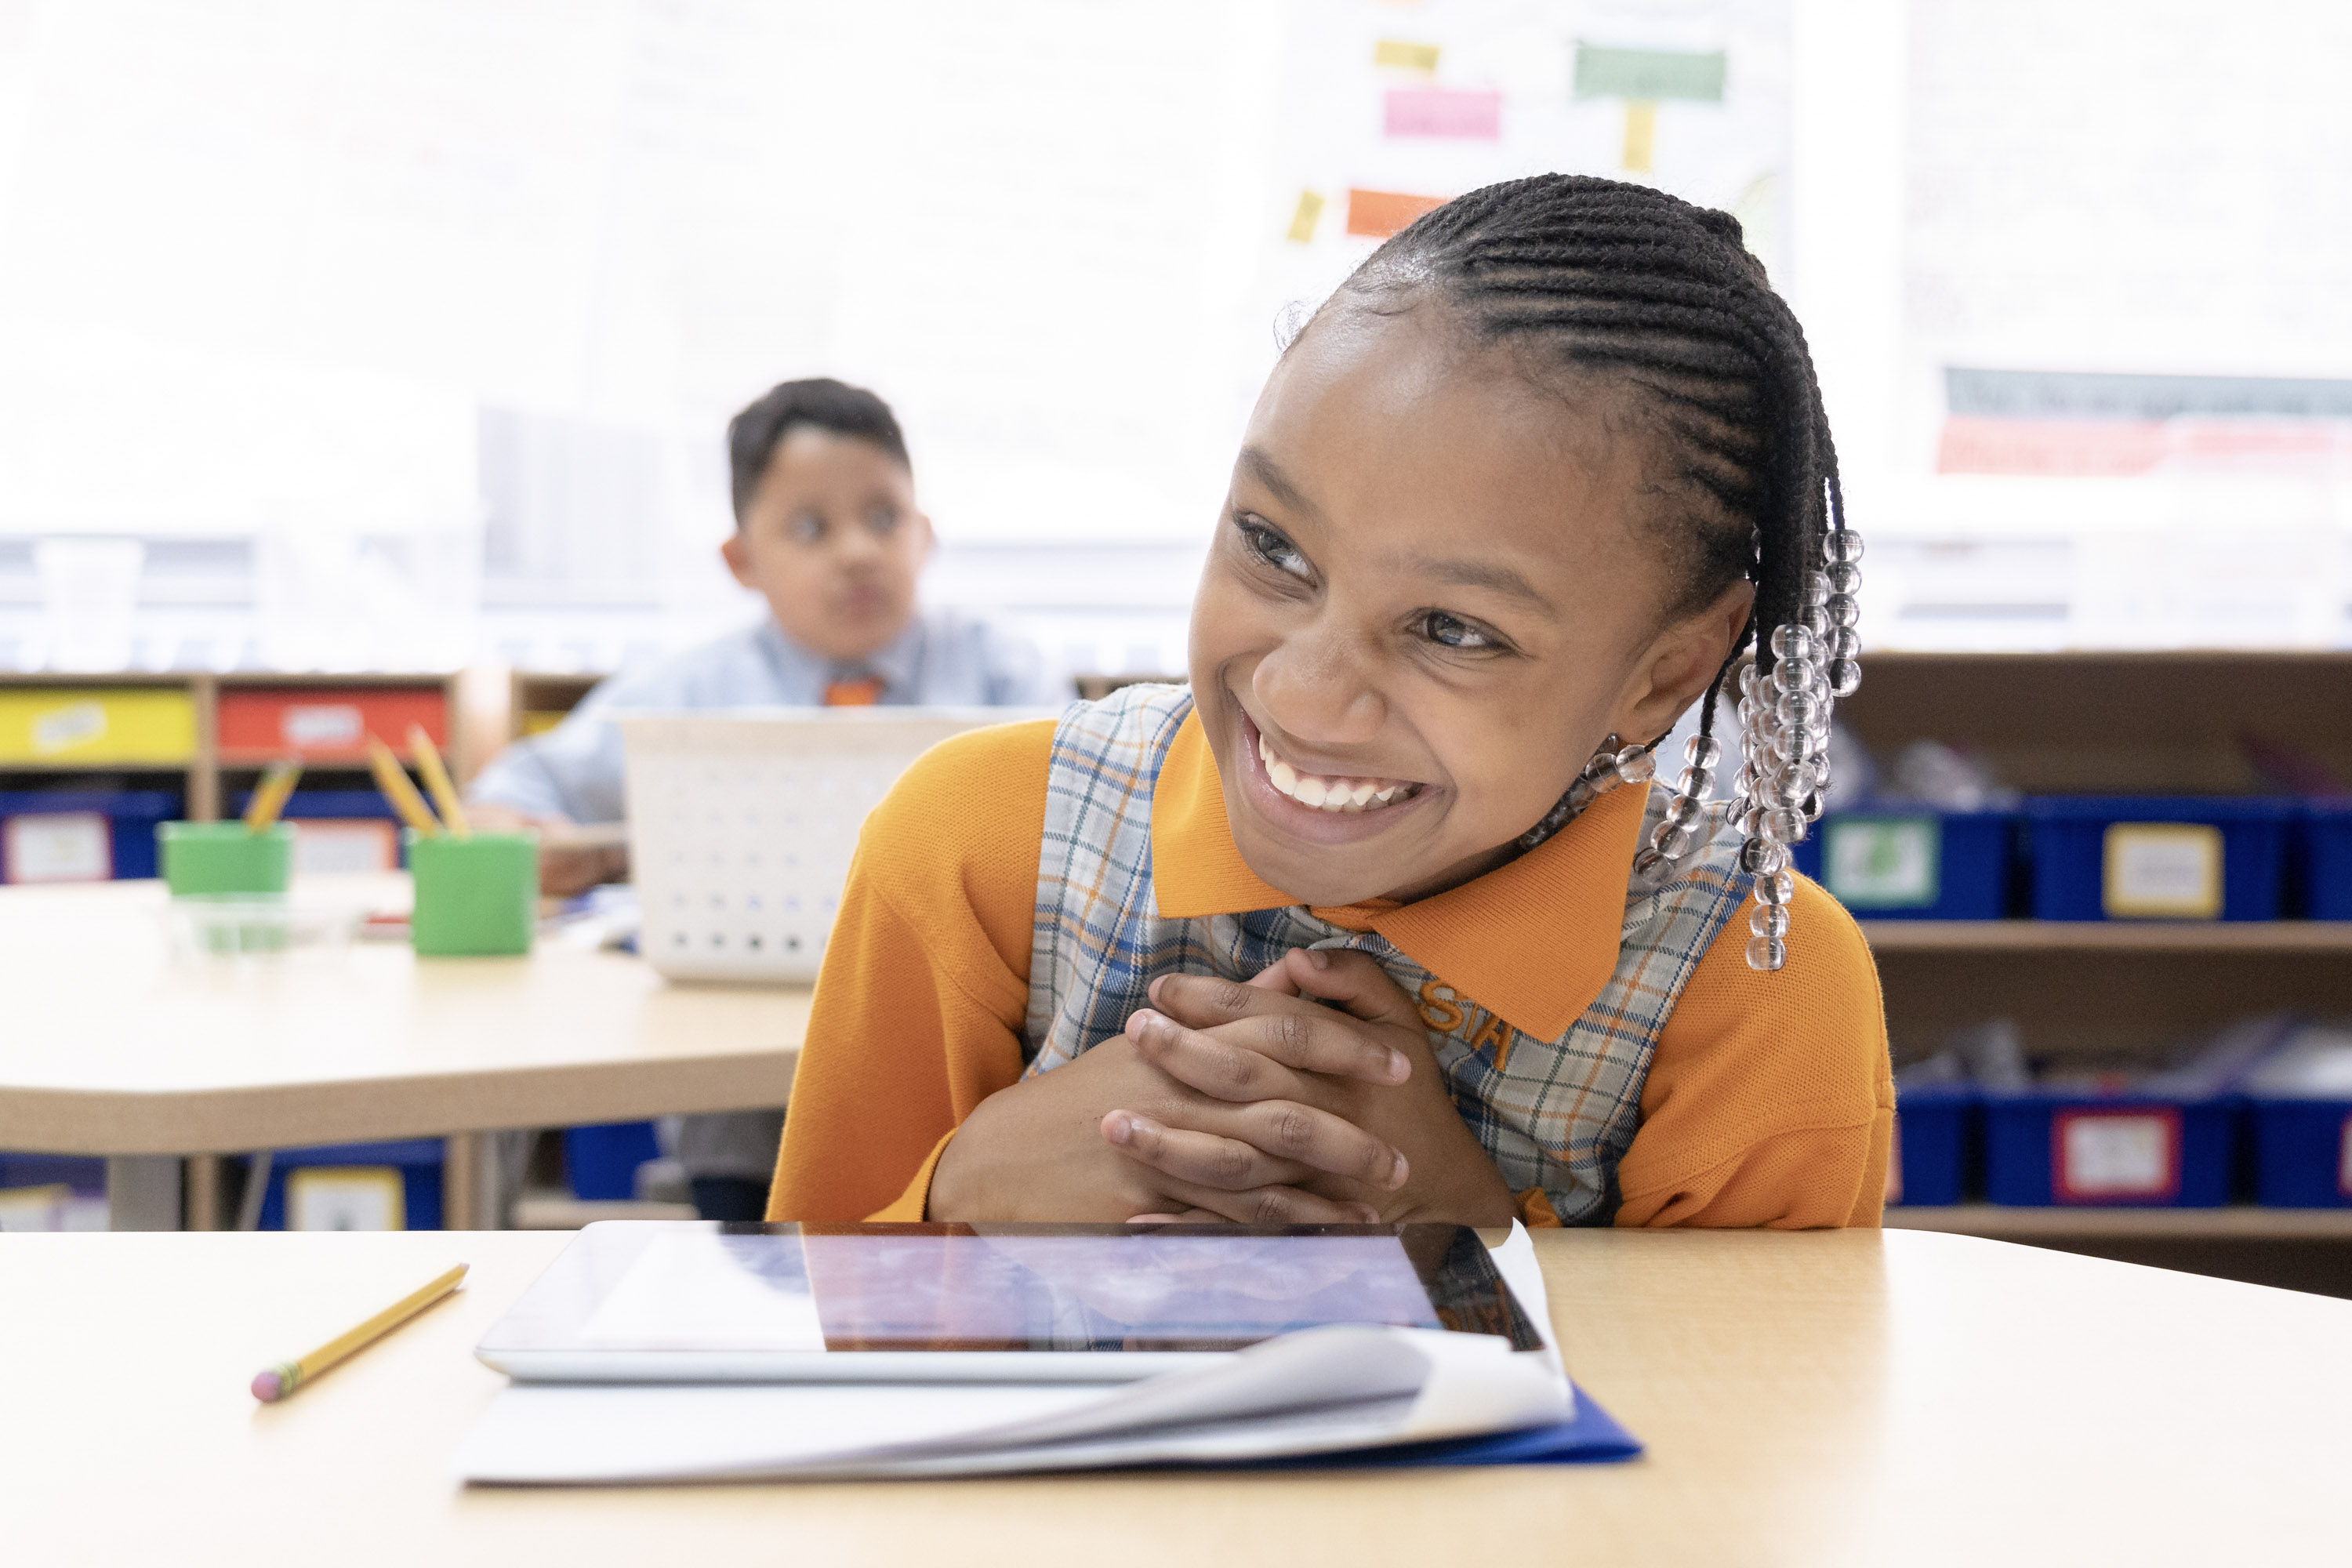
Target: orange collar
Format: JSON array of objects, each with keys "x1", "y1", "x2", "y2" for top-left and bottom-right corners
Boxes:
[{"x1": 1149, "y1": 710, "x2": 1650, "y2": 1040}]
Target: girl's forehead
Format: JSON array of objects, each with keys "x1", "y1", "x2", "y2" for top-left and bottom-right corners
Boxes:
[{"x1": 1249, "y1": 304, "x2": 1651, "y2": 542}]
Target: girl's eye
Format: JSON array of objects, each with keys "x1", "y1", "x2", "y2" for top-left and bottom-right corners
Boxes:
[
  {"x1": 865, "y1": 505, "x2": 900, "y2": 537},
  {"x1": 1421, "y1": 611, "x2": 1497, "y2": 650},
  {"x1": 788, "y1": 510, "x2": 826, "y2": 544},
  {"x1": 1240, "y1": 519, "x2": 1310, "y2": 579}
]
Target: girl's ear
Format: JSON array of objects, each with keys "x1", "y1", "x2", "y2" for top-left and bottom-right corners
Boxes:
[{"x1": 1611, "y1": 579, "x2": 1754, "y2": 744}]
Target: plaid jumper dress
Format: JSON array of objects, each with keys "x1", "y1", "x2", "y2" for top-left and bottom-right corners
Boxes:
[{"x1": 1022, "y1": 684, "x2": 1752, "y2": 1224}]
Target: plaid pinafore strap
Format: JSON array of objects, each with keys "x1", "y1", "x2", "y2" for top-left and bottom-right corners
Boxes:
[{"x1": 1022, "y1": 684, "x2": 1749, "y2": 1223}]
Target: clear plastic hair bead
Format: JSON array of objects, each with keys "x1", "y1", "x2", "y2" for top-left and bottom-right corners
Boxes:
[
  {"x1": 1755, "y1": 869, "x2": 1795, "y2": 905},
  {"x1": 1740, "y1": 839, "x2": 1788, "y2": 877},
  {"x1": 1768, "y1": 624, "x2": 1816, "y2": 661},
  {"x1": 1614, "y1": 746, "x2": 1656, "y2": 784},
  {"x1": 1824, "y1": 561, "x2": 1862, "y2": 596},
  {"x1": 1684, "y1": 735, "x2": 1721, "y2": 769},
  {"x1": 1828, "y1": 659, "x2": 1863, "y2": 697},
  {"x1": 1749, "y1": 903, "x2": 1789, "y2": 938},
  {"x1": 1826, "y1": 595, "x2": 1861, "y2": 629},
  {"x1": 1798, "y1": 571, "x2": 1831, "y2": 607},
  {"x1": 1824, "y1": 531, "x2": 1864, "y2": 564},
  {"x1": 1746, "y1": 935, "x2": 1786, "y2": 971},
  {"x1": 1773, "y1": 655, "x2": 1818, "y2": 691}
]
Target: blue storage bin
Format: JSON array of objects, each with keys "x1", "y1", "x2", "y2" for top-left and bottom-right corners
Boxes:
[
  {"x1": 2249, "y1": 1099, "x2": 2352, "y2": 1207},
  {"x1": 256, "y1": 1138, "x2": 444, "y2": 1230},
  {"x1": 1982, "y1": 1092, "x2": 2237, "y2": 1207},
  {"x1": 230, "y1": 788, "x2": 409, "y2": 869},
  {"x1": 0, "y1": 1152, "x2": 106, "y2": 1193},
  {"x1": 1794, "y1": 810, "x2": 2015, "y2": 920},
  {"x1": 564, "y1": 1121, "x2": 662, "y2": 1201},
  {"x1": 1889, "y1": 1082, "x2": 1976, "y2": 1206},
  {"x1": 0, "y1": 789, "x2": 180, "y2": 882},
  {"x1": 2021, "y1": 797, "x2": 2294, "y2": 921},
  {"x1": 2305, "y1": 803, "x2": 2352, "y2": 921}
]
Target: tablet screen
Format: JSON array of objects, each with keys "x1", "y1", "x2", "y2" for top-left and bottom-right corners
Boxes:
[{"x1": 526, "y1": 1221, "x2": 1540, "y2": 1356}]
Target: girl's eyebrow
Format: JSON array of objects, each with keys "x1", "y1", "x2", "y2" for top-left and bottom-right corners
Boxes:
[
  {"x1": 1406, "y1": 554, "x2": 1559, "y2": 616},
  {"x1": 1237, "y1": 447, "x2": 1326, "y2": 525}
]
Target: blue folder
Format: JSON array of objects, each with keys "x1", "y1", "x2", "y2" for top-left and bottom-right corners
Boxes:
[{"x1": 1223, "y1": 1381, "x2": 1642, "y2": 1471}]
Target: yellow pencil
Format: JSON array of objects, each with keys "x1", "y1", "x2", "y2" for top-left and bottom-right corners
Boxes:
[
  {"x1": 408, "y1": 724, "x2": 470, "y2": 838},
  {"x1": 366, "y1": 737, "x2": 441, "y2": 836},
  {"x1": 250, "y1": 1262, "x2": 467, "y2": 1403},
  {"x1": 243, "y1": 760, "x2": 303, "y2": 833}
]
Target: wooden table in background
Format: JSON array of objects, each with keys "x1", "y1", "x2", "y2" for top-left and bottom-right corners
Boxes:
[
  {"x1": 2, "y1": 1226, "x2": 2346, "y2": 1566},
  {"x1": 0, "y1": 876, "x2": 805, "y2": 1228}
]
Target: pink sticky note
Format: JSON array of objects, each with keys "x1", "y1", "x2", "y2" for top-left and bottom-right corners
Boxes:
[{"x1": 1384, "y1": 88, "x2": 1502, "y2": 140}]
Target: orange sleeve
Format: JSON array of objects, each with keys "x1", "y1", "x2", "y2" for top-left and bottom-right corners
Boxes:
[
  {"x1": 1613, "y1": 874, "x2": 1893, "y2": 1229},
  {"x1": 765, "y1": 720, "x2": 1055, "y2": 1222}
]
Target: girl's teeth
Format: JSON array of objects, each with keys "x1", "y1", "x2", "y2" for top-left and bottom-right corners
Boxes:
[{"x1": 1255, "y1": 725, "x2": 1415, "y2": 813}]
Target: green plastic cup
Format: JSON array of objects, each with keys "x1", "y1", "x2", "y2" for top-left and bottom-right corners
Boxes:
[
  {"x1": 406, "y1": 830, "x2": 539, "y2": 956},
  {"x1": 158, "y1": 821, "x2": 295, "y2": 898}
]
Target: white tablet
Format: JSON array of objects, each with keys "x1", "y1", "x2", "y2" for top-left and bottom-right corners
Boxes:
[{"x1": 477, "y1": 1221, "x2": 1545, "y2": 1384}]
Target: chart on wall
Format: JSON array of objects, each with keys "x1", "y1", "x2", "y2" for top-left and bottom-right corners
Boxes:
[
  {"x1": 1896, "y1": 0, "x2": 2352, "y2": 646},
  {"x1": 1250, "y1": 0, "x2": 1793, "y2": 374}
]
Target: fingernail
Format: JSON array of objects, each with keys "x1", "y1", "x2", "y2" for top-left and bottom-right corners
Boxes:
[
  {"x1": 1388, "y1": 1152, "x2": 1409, "y2": 1189},
  {"x1": 1355, "y1": 1206, "x2": 1381, "y2": 1224},
  {"x1": 1104, "y1": 1111, "x2": 1134, "y2": 1144},
  {"x1": 1124, "y1": 1010, "x2": 1160, "y2": 1039},
  {"x1": 1306, "y1": 949, "x2": 1330, "y2": 970},
  {"x1": 1385, "y1": 1049, "x2": 1410, "y2": 1082}
]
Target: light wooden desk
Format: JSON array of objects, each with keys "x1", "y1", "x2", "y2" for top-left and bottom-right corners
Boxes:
[
  {"x1": 2, "y1": 1227, "x2": 2346, "y2": 1567},
  {"x1": 0, "y1": 877, "x2": 805, "y2": 1229}
]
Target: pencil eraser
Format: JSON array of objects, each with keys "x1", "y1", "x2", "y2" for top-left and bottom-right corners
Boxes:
[{"x1": 251, "y1": 1369, "x2": 284, "y2": 1403}]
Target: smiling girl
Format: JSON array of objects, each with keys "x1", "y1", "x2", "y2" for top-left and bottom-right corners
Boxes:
[{"x1": 768, "y1": 176, "x2": 1890, "y2": 1230}]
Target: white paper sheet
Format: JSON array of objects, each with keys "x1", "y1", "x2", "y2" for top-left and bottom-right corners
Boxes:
[{"x1": 452, "y1": 1225, "x2": 1565, "y2": 1485}]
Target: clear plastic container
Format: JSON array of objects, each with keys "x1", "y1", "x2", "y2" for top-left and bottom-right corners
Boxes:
[{"x1": 162, "y1": 895, "x2": 357, "y2": 958}]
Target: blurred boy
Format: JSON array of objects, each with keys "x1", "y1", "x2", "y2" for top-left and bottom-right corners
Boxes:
[{"x1": 470, "y1": 376, "x2": 1059, "y2": 1218}]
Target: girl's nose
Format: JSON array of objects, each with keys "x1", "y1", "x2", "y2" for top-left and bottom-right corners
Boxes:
[{"x1": 1251, "y1": 622, "x2": 1385, "y2": 748}]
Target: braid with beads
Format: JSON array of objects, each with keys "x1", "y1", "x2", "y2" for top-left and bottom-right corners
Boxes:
[{"x1": 1315, "y1": 174, "x2": 1864, "y2": 972}]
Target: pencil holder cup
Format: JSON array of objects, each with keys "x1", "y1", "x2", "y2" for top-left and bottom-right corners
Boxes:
[
  {"x1": 406, "y1": 831, "x2": 538, "y2": 957},
  {"x1": 157, "y1": 821, "x2": 294, "y2": 898}
]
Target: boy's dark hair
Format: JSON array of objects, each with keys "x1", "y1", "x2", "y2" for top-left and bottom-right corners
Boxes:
[
  {"x1": 1324, "y1": 173, "x2": 1845, "y2": 741},
  {"x1": 726, "y1": 378, "x2": 910, "y2": 524}
]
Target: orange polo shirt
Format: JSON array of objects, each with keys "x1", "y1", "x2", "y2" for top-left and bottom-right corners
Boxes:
[{"x1": 768, "y1": 713, "x2": 1892, "y2": 1229}]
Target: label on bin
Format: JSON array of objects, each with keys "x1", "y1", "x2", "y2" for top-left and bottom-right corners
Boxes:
[
  {"x1": 2053, "y1": 1109, "x2": 2180, "y2": 1201},
  {"x1": 2103, "y1": 823, "x2": 2222, "y2": 919},
  {"x1": 1824, "y1": 817, "x2": 1940, "y2": 908},
  {"x1": 281, "y1": 702, "x2": 365, "y2": 750},
  {"x1": 1, "y1": 811, "x2": 111, "y2": 884}
]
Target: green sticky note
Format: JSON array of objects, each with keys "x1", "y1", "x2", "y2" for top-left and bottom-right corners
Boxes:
[
  {"x1": 1824, "y1": 817, "x2": 1941, "y2": 909},
  {"x1": 1572, "y1": 44, "x2": 1726, "y2": 103}
]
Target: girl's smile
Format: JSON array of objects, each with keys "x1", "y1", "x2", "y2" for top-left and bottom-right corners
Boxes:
[{"x1": 1232, "y1": 701, "x2": 1435, "y2": 849}]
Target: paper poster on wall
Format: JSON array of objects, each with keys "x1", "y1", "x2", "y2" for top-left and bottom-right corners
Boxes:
[{"x1": 1255, "y1": 0, "x2": 1792, "y2": 365}]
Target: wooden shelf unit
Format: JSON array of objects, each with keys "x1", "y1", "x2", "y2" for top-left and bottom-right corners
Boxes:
[
  {"x1": 1889, "y1": 1205, "x2": 2352, "y2": 1241},
  {"x1": 0, "y1": 670, "x2": 466, "y2": 822},
  {"x1": 510, "y1": 671, "x2": 604, "y2": 740}
]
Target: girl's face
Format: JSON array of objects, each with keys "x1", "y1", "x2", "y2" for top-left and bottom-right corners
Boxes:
[{"x1": 1189, "y1": 299, "x2": 1751, "y2": 908}]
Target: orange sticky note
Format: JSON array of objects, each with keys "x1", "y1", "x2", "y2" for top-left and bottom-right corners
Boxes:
[{"x1": 1345, "y1": 188, "x2": 1448, "y2": 239}]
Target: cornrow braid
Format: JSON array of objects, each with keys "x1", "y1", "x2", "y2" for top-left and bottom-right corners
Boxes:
[{"x1": 1324, "y1": 174, "x2": 1864, "y2": 972}]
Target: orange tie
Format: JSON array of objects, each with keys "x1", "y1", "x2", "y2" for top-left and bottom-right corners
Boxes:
[{"x1": 823, "y1": 677, "x2": 884, "y2": 707}]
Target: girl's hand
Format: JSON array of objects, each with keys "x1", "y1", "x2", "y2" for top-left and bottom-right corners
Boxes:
[
  {"x1": 1108, "y1": 950, "x2": 1520, "y2": 1227},
  {"x1": 925, "y1": 1030, "x2": 1402, "y2": 1225}
]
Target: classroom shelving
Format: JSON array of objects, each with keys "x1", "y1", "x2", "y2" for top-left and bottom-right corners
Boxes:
[
  {"x1": 1847, "y1": 652, "x2": 2352, "y2": 1279},
  {"x1": 0, "y1": 671, "x2": 469, "y2": 823}
]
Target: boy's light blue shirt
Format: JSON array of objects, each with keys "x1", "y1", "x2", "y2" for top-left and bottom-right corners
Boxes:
[{"x1": 470, "y1": 607, "x2": 1058, "y2": 823}]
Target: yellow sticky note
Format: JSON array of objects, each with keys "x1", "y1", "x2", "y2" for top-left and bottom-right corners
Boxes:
[
  {"x1": 1286, "y1": 189, "x2": 1326, "y2": 244},
  {"x1": 1621, "y1": 100, "x2": 1657, "y2": 172},
  {"x1": 1374, "y1": 39, "x2": 1440, "y2": 72},
  {"x1": 2103, "y1": 822, "x2": 2223, "y2": 919}
]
